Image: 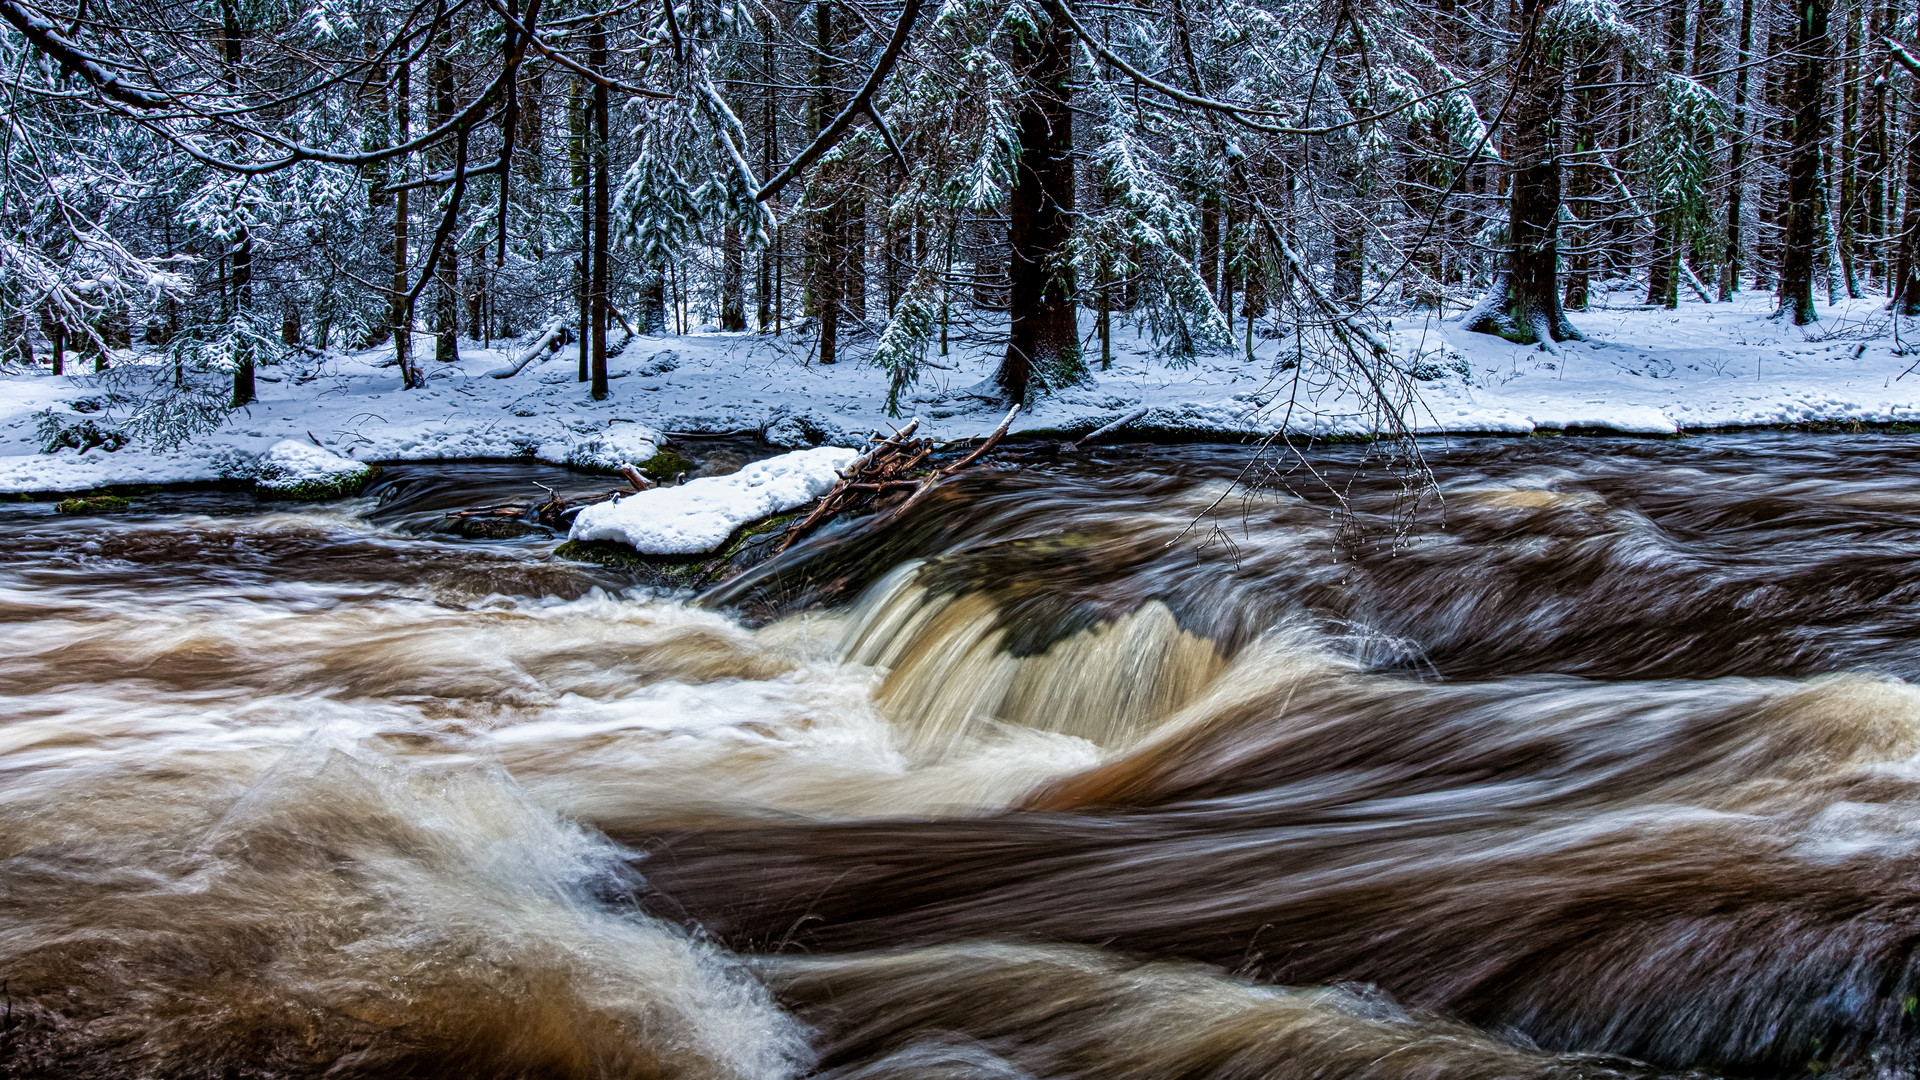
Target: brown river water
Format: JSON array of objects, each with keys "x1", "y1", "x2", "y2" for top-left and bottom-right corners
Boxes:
[{"x1": 6, "y1": 435, "x2": 1920, "y2": 1080}]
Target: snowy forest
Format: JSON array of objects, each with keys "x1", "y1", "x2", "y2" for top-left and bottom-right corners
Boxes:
[{"x1": 3, "y1": 0, "x2": 1919, "y2": 427}]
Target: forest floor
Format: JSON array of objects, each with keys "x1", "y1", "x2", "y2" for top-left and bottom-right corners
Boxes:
[{"x1": 3, "y1": 286, "x2": 1919, "y2": 494}]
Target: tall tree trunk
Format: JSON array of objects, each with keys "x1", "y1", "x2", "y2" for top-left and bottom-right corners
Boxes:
[
  {"x1": 1723, "y1": 0, "x2": 1756, "y2": 297},
  {"x1": 395, "y1": 59, "x2": 418, "y2": 386},
  {"x1": 1692, "y1": 0, "x2": 1728, "y2": 291},
  {"x1": 758, "y1": 30, "x2": 776, "y2": 331},
  {"x1": 1867, "y1": 0, "x2": 1891, "y2": 284},
  {"x1": 1777, "y1": 0, "x2": 1830, "y2": 323},
  {"x1": 1563, "y1": 48, "x2": 1606, "y2": 311},
  {"x1": 589, "y1": 17, "x2": 610, "y2": 398},
  {"x1": 1757, "y1": 17, "x2": 1788, "y2": 290},
  {"x1": 431, "y1": 2, "x2": 460, "y2": 363},
  {"x1": 1893, "y1": 71, "x2": 1920, "y2": 313},
  {"x1": 812, "y1": 0, "x2": 842, "y2": 364},
  {"x1": 221, "y1": 0, "x2": 256, "y2": 405},
  {"x1": 1646, "y1": 0, "x2": 1690, "y2": 308},
  {"x1": 518, "y1": 66, "x2": 546, "y2": 259},
  {"x1": 1838, "y1": 0, "x2": 1861, "y2": 297},
  {"x1": 999, "y1": 18, "x2": 1079, "y2": 404},
  {"x1": 1465, "y1": 0, "x2": 1579, "y2": 347},
  {"x1": 722, "y1": 227, "x2": 746, "y2": 330},
  {"x1": 1200, "y1": 192, "x2": 1220, "y2": 300},
  {"x1": 571, "y1": 76, "x2": 591, "y2": 382}
]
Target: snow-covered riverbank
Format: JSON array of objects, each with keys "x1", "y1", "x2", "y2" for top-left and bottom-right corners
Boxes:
[{"x1": 4, "y1": 289, "x2": 1919, "y2": 494}]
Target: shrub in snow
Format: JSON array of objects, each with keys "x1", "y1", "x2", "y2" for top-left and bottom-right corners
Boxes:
[
  {"x1": 538, "y1": 423, "x2": 661, "y2": 472},
  {"x1": 253, "y1": 440, "x2": 374, "y2": 499},
  {"x1": 36, "y1": 411, "x2": 128, "y2": 454},
  {"x1": 568, "y1": 446, "x2": 858, "y2": 554}
]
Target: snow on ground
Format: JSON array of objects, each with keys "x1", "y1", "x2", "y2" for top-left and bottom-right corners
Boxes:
[
  {"x1": 569, "y1": 446, "x2": 858, "y2": 553},
  {"x1": 4, "y1": 287, "x2": 1920, "y2": 494}
]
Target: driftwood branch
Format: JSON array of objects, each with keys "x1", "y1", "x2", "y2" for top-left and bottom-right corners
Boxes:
[
  {"x1": 1068, "y1": 405, "x2": 1149, "y2": 450},
  {"x1": 892, "y1": 404, "x2": 1019, "y2": 519}
]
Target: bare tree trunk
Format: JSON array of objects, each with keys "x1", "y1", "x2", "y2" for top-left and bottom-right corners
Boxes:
[
  {"x1": 1894, "y1": 73, "x2": 1920, "y2": 313},
  {"x1": 1465, "y1": 0, "x2": 1579, "y2": 347},
  {"x1": 221, "y1": 0, "x2": 256, "y2": 405},
  {"x1": 722, "y1": 227, "x2": 746, "y2": 330},
  {"x1": 1777, "y1": 0, "x2": 1829, "y2": 324},
  {"x1": 1646, "y1": 0, "x2": 1689, "y2": 308},
  {"x1": 1722, "y1": 0, "x2": 1755, "y2": 297},
  {"x1": 395, "y1": 59, "x2": 419, "y2": 385},
  {"x1": 812, "y1": 0, "x2": 842, "y2": 364},
  {"x1": 757, "y1": 30, "x2": 776, "y2": 331},
  {"x1": 571, "y1": 76, "x2": 591, "y2": 382},
  {"x1": 431, "y1": 2, "x2": 460, "y2": 364},
  {"x1": 1563, "y1": 47, "x2": 1606, "y2": 311},
  {"x1": 589, "y1": 17, "x2": 610, "y2": 398},
  {"x1": 1000, "y1": 17, "x2": 1079, "y2": 403},
  {"x1": 1837, "y1": 0, "x2": 1861, "y2": 297},
  {"x1": 1866, "y1": 0, "x2": 1891, "y2": 285}
]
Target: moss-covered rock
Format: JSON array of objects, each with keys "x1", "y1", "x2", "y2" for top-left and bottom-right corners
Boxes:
[
  {"x1": 638, "y1": 447, "x2": 695, "y2": 483},
  {"x1": 256, "y1": 467, "x2": 380, "y2": 501},
  {"x1": 55, "y1": 495, "x2": 130, "y2": 514},
  {"x1": 553, "y1": 507, "x2": 804, "y2": 590},
  {"x1": 253, "y1": 441, "x2": 379, "y2": 500}
]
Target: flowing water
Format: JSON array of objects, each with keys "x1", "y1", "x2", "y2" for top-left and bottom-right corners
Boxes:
[{"x1": 7, "y1": 435, "x2": 1920, "y2": 1079}]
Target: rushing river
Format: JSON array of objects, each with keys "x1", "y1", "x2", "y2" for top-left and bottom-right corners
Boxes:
[{"x1": 7, "y1": 434, "x2": 1920, "y2": 1080}]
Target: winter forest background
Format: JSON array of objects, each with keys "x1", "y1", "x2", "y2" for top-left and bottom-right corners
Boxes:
[{"x1": 3, "y1": 0, "x2": 1917, "y2": 440}]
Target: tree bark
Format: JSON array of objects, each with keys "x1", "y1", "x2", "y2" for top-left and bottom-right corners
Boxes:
[
  {"x1": 812, "y1": 0, "x2": 842, "y2": 364},
  {"x1": 589, "y1": 17, "x2": 610, "y2": 398},
  {"x1": 571, "y1": 76, "x2": 591, "y2": 382},
  {"x1": 431, "y1": 2, "x2": 460, "y2": 363},
  {"x1": 722, "y1": 227, "x2": 746, "y2": 330},
  {"x1": 1646, "y1": 0, "x2": 1690, "y2": 308},
  {"x1": 221, "y1": 0, "x2": 256, "y2": 405},
  {"x1": 1000, "y1": 18, "x2": 1079, "y2": 404},
  {"x1": 394, "y1": 59, "x2": 419, "y2": 386},
  {"x1": 1465, "y1": 0, "x2": 1580, "y2": 348},
  {"x1": 1563, "y1": 48, "x2": 1605, "y2": 311},
  {"x1": 1722, "y1": 0, "x2": 1755, "y2": 297},
  {"x1": 1893, "y1": 70, "x2": 1920, "y2": 313},
  {"x1": 1777, "y1": 0, "x2": 1829, "y2": 324}
]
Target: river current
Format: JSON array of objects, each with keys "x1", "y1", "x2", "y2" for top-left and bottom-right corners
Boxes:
[{"x1": 5, "y1": 434, "x2": 1920, "y2": 1079}]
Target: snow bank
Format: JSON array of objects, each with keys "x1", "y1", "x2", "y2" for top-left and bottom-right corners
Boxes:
[
  {"x1": 10, "y1": 291, "x2": 1920, "y2": 498},
  {"x1": 253, "y1": 440, "x2": 373, "y2": 498},
  {"x1": 536, "y1": 423, "x2": 660, "y2": 472},
  {"x1": 569, "y1": 446, "x2": 857, "y2": 554}
]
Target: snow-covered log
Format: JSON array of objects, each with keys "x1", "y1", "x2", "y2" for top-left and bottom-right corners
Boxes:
[{"x1": 487, "y1": 318, "x2": 571, "y2": 379}]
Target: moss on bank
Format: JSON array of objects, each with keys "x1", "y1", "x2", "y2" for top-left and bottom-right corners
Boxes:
[
  {"x1": 55, "y1": 495, "x2": 130, "y2": 514},
  {"x1": 255, "y1": 464, "x2": 381, "y2": 501}
]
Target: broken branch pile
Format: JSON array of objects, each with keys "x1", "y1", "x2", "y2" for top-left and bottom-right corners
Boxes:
[{"x1": 777, "y1": 404, "x2": 1019, "y2": 553}]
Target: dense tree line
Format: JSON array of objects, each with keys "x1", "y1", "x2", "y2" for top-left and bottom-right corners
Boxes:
[{"x1": 1, "y1": 0, "x2": 1918, "y2": 431}]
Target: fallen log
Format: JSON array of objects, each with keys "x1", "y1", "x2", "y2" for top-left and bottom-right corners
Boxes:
[
  {"x1": 1068, "y1": 404, "x2": 1150, "y2": 450},
  {"x1": 488, "y1": 317, "x2": 572, "y2": 378}
]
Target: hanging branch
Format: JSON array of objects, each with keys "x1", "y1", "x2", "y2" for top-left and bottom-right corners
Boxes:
[{"x1": 753, "y1": 0, "x2": 925, "y2": 203}]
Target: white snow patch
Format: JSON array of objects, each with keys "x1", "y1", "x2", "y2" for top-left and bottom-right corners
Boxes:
[
  {"x1": 569, "y1": 446, "x2": 857, "y2": 554},
  {"x1": 536, "y1": 423, "x2": 660, "y2": 471},
  {"x1": 253, "y1": 439, "x2": 371, "y2": 492}
]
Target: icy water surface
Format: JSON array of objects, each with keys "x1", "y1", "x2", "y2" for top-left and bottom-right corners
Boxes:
[{"x1": 7, "y1": 435, "x2": 1920, "y2": 1079}]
